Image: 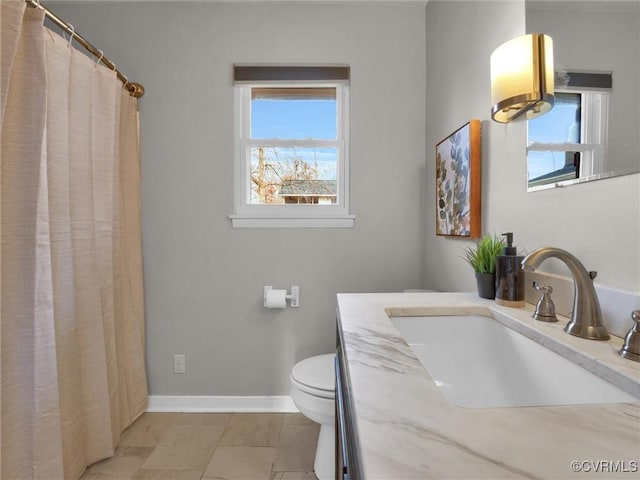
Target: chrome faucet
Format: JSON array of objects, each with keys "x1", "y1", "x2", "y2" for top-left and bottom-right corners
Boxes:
[{"x1": 522, "y1": 247, "x2": 610, "y2": 340}]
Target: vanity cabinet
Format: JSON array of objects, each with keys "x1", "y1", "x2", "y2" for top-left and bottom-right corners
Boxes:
[
  {"x1": 335, "y1": 324, "x2": 362, "y2": 480},
  {"x1": 335, "y1": 292, "x2": 640, "y2": 478}
]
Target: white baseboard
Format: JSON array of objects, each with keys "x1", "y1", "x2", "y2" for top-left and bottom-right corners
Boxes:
[{"x1": 146, "y1": 395, "x2": 299, "y2": 413}]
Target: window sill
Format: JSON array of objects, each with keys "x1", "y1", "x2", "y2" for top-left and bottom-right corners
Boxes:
[{"x1": 229, "y1": 215, "x2": 355, "y2": 229}]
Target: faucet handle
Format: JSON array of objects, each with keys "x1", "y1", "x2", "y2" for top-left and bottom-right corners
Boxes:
[
  {"x1": 532, "y1": 282, "x2": 558, "y2": 322},
  {"x1": 532, "y1": 281, "x2": 553, "y2": 295},
  {"x1": 619, "y1": 311, "x2": 640, "y2": 362}
]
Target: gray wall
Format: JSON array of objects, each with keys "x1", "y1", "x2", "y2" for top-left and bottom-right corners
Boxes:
[
  {"x1": 425, "y1": 0, "x2": 639, "y2": 294},
  {"x1": 52, "y1": 2, "x2": 426, "y2": 395}
]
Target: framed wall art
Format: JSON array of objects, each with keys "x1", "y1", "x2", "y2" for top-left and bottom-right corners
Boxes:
[{"x1": 435, "y1": 119, "x2": 481, "y2": 238}]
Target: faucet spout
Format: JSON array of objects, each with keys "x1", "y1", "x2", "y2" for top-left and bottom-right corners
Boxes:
[{"x1": 522, "y1": 247, "x2": 609, "y2": 340}]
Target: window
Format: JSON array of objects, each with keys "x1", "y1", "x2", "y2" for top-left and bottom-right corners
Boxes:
[
  {"x1": 230, "y1": 65, "x2": 353, "y2": 228},
  {"x1": 527, "y1": 71, "x2": 611, "y2": 190}
]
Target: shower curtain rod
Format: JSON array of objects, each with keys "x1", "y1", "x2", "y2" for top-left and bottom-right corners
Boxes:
[{"x1": 25, "y1": 0, "x2": 144, "y2": 98}]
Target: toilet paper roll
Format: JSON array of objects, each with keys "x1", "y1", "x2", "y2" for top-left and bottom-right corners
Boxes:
[{"x1": 265, "y1": 289, "x2": 287, "y2": 308}]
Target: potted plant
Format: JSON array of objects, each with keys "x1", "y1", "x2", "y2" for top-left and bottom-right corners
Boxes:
[{"x1": 463, "y1": 234, "x2": 505, "y2": 299}]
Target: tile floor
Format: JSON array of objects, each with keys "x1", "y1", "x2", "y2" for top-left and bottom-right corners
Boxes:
[{"x1": 80, "y1": 413, "x2": 320, "y2": 480}]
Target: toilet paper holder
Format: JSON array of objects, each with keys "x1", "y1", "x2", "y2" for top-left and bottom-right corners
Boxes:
[{"x1": 264, "y1": 285, "x2": 300, "y2": 308}]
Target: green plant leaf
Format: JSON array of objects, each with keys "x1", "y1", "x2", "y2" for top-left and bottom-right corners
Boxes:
[{"x1": 463, "y1": 234, "x2": 505, "y2": 273}]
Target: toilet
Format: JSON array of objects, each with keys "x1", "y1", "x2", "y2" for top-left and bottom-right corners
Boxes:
[{"x1": 290, "y1": 353, "x2": 336, "y2": 480}]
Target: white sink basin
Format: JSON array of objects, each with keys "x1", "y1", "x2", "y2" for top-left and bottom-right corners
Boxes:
[{"x1": 390, "y1": 314, "x2": 638, "y2": 409}]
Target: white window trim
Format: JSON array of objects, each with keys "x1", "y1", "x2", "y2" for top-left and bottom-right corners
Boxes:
[{"x1": 230, "y1": 82, "x2": 353, "y2": 228}]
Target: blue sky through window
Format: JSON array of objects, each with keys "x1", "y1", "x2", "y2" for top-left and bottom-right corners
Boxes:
[
  {"x1": 251, "y1": 99, "x2": 337, "y2": 140},
  {"x1": 528, "y1": 93, "x2": 581, "y2": 144}
]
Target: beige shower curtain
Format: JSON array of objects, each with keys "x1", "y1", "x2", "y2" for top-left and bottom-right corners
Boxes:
[{"x1": 1, "y1": 2, "x2": 148, "y2": 479}]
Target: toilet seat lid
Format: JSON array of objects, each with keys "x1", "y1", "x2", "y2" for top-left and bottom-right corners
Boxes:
[{"x1": 291, "y1": 353, "x2": 336, "y2": 392}]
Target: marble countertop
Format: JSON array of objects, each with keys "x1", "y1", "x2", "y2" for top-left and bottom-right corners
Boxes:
[{"x1": 336, "y1": 292, "x2": 640, "y2": 479}]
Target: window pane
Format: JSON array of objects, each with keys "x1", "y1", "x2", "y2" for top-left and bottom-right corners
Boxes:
[
  {"x1": 528, "y1": 150, "x2": 579, "y2": 186},
  {"x1": 251, "y1": 88, "x2": 337, "y2": 140},
  {"x1": 528, "y1": 93, "x2": 581, "y2": 144},
  {"x1": 249, "y1": 147, "x2": 337, "y2": 205}
]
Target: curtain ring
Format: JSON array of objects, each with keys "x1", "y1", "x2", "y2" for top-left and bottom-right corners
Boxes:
[
  {"x1": 66, "y1": 24, "x2": 75, "y2": 48},
  {"x1": 95, "y1": 50, "x2": 104, "y2": 67}
]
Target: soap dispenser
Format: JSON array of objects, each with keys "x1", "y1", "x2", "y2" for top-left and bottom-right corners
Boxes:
[{"x1": 495, "y1": 232, "x2": 525, "y2": 308}]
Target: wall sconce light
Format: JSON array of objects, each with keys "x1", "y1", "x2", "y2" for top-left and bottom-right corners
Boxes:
[{"x1": 490, "y1": 33, "x2": 554, "y2": 123}]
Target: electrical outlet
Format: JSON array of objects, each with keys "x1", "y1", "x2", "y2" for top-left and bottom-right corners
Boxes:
[{"x1": 173, "y1": 354, "x2": 186, "y2": 374}]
